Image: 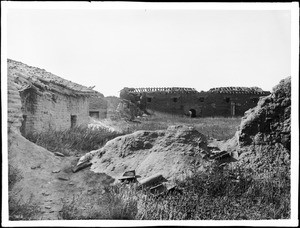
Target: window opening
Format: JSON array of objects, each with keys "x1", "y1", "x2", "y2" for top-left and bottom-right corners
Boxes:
[{"x1": 71, "y1": 115, "x2": 77, "y2": 128}]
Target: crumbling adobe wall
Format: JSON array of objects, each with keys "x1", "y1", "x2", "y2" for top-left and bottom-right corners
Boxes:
[
  {"x1": 7, "y1": 74, "x2": 23, "y2": 132},
  {"x1": 8, "y1": 59, "x2": 94, "y2": 135},
  {"x1": 20, "y1": 89, "x2": 90, "y2": 135},
  {"x1": 120, "y1": 87, "x2": 270, "y2": 117},
  {"x1": 237, "y1": 77, "x2": 291, "y2": 150}
]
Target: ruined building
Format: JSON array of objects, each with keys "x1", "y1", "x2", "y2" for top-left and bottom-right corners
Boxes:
[
  {"x1": 7, "y1": 59, "x2": 100, "y2": 135},
  {"x1": 120, "y1": 87, "x2": 271, "y2": 117}
]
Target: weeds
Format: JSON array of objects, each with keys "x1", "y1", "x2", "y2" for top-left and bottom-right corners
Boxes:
[
  {"x1": 24, "y1": 125, "x2": 124, "y2": 156},
  {"x1": 136, "y1": 162, "x2": 290, "y2": 220},
  {"x1": 8, "y1": 165, "x2": 40, "y2": 220},
  {"x1": 58, "y1": 160, "x2": 290, "y2": 220},
  {"x1": 9, "y1": 193, "x2": 40, "y2": 221},
  {"x1": 59, "y1": 185, "x2": 138, "y2": 220}
]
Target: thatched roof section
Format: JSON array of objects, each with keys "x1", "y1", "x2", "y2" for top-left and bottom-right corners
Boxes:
[{"x1": 7, "y1": 59, "x2": 102, "y2": 97}]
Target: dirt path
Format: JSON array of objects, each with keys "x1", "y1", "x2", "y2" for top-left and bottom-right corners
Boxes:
[{"x1": 9, "y1": 132, "x2": 114, "y2": 220}]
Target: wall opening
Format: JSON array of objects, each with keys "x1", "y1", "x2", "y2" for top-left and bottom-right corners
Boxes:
[
  {"x1": 225, "y1": 97, "x2": 231, "y2": 103},
  {"x1": 147, "y1": 97, "x2": 152, "y2": 102},
  {"x1": 20, "y1": 115, "x2": 27, "y2": 136},
  {"x1": 89, "y1": 111, "x2": 100, "y2": 119},
  {"x1": 231, "y1": 103, "x2": 236, "y2": 116},
  {"x1": 172, "y1": 97, "x2": 178, "y2": 102},
  {"x1": 189, "y1": 109, "x2": 196, "y2": 118},
  {"x1": 199, "y1": 97, "x2": 205, "y2": 102},
  {"x1": 251, "y1": 97, "x2": 259, "y2": 103},
  {"x1": 71, "y1": 115, "x2": 77, "y2": 128}
]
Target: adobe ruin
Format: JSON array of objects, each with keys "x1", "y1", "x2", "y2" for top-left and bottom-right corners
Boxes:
[
  {"x1": 120, "y1": 86, "x2": 271, "y2": 117},
  {"x1": 7, "y1": 59, "x2": 100, "y2": 135}
]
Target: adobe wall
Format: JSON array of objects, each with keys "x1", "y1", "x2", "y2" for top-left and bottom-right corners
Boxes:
[
  {"x1": 7, "y1": 75, "x2": 23, "y2": 132},
  {"x1": 120, "y1": 87, "x2": 270, "y2": 117},
  {"x1": 20, "y1": 89, "x2": 89, "y2": 135},
  {"x1": 89, "y1": 96, "x2": 108, "y2": 119}
]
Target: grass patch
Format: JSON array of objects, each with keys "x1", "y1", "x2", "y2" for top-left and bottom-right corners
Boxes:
[
  {"x1": 136, "y1": 162, "x2": 290, "y2": 220},
  {"x1": 59, "y1": 185, "x2": 138, "y2": 220},
  {"x1": 24, "y1": 125, "x2": 124, "y2": 156},
  {"x1": 58, "y1": 159, "x2": 290, "y2": 220},
  {"x1": 8, "y1": 165, "x2": 40, "y2": 220},
  {"x1": 121, "y1": 110, "x2": 241, "y2": 140}
]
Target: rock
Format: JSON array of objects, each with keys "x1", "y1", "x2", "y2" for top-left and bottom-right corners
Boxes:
[
  {"x1": 31, "y1": 164, "x2": 41, "y2": 169},
  {"x1": 57, "y1": 175, "x2": 69, "y2": 181},
  {"x1": 72, "y1": 161, "x2": 92, "y2": 173},
  {"x1": 54, "y1": 152, "x2": 65, "y2": 157},
  {"x1": 52, "y1": 169, "x2": 60, "y2": 173},
  {"x1": 45, "y1": 206, "x2": 51, "y2": 209}
]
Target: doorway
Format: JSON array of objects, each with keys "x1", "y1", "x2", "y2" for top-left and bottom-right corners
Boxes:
[
  {"x1": 189, "y1": 109, "x2": 196, "y2": 118},
  {"x1": 71, "y1": 115, "x2": 77, "y2": 128}
]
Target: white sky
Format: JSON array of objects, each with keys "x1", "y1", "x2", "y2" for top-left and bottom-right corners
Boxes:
[{"x1": 6, "y1": 4, "x2": 291, "y2": 97}]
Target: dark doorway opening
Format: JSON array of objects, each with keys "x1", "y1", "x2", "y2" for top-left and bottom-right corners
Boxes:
[
  {"x1": 20, "y1": 115, "x2": 27, "y2": 136},
  {"x1": 71, "y1": 115, "x2": 77, "y2": 128},
  {"x1": 189, "y1": 109, "x2": 196, "y2": 118},
  {"x1": 89, "y1": 111, "x2": 100, "y2": 119}
]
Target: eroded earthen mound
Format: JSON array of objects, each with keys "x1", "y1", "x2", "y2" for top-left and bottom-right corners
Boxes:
[
  {"x1": 235, "y1": 77, "x2": 291, "y2": 175},
  {"x1": 80, "y1": 125, "x2": 210, "y2": 181},
  {"x1": 238, "y1": 76, "x2": 291, "y2": 150}
]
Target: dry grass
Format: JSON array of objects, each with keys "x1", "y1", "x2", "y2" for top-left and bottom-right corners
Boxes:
[
  {"x1": 24, "y1": 125, "x2": 124, "y2": 156},
  {"x1": 8, "y1": 165, "x2": 41, "y2": 220},
  {"x1": 59, "y1": 158, "x2": 290, "y2": 220},
  {"x1": 121, "y1": 110, "x2": 241, "y2": 140}
]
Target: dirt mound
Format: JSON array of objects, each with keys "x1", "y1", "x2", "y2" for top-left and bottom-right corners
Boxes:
[
  {"x1": 237, "y1": 76, "x2": 291, "y2": 150},
  {"x1": 80, "y1": 125, "x2": 210, "y2": 181}
]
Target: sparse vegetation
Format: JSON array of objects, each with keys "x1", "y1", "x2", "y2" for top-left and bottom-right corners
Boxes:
[
  {"x1": 136, "y1": 161, "x2": 290, "y2": 220},
  {"x1": 24, "y1": 125, "x2": 124, "y2": 156},
  {"x1": 59, "y1": 185, "x2": 138, "y2": 220},
  {"x1": 118, "y1": 110, "x2": 241, "y2": 140},
  {"x1": 8, "y1": 165, "x2": 40, "y2": 220},
  {"x1": 59, "y1": 157, "x2": 290, "y2": 220}
]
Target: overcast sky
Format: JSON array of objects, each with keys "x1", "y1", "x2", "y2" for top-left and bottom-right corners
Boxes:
[{"x1": 6, "y1": 4, "x2": 292, "y2": 97}]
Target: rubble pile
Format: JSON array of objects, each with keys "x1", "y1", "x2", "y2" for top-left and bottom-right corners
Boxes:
[{"x1": 77, "y1": 125, "x2": 211, "y2": 182}]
